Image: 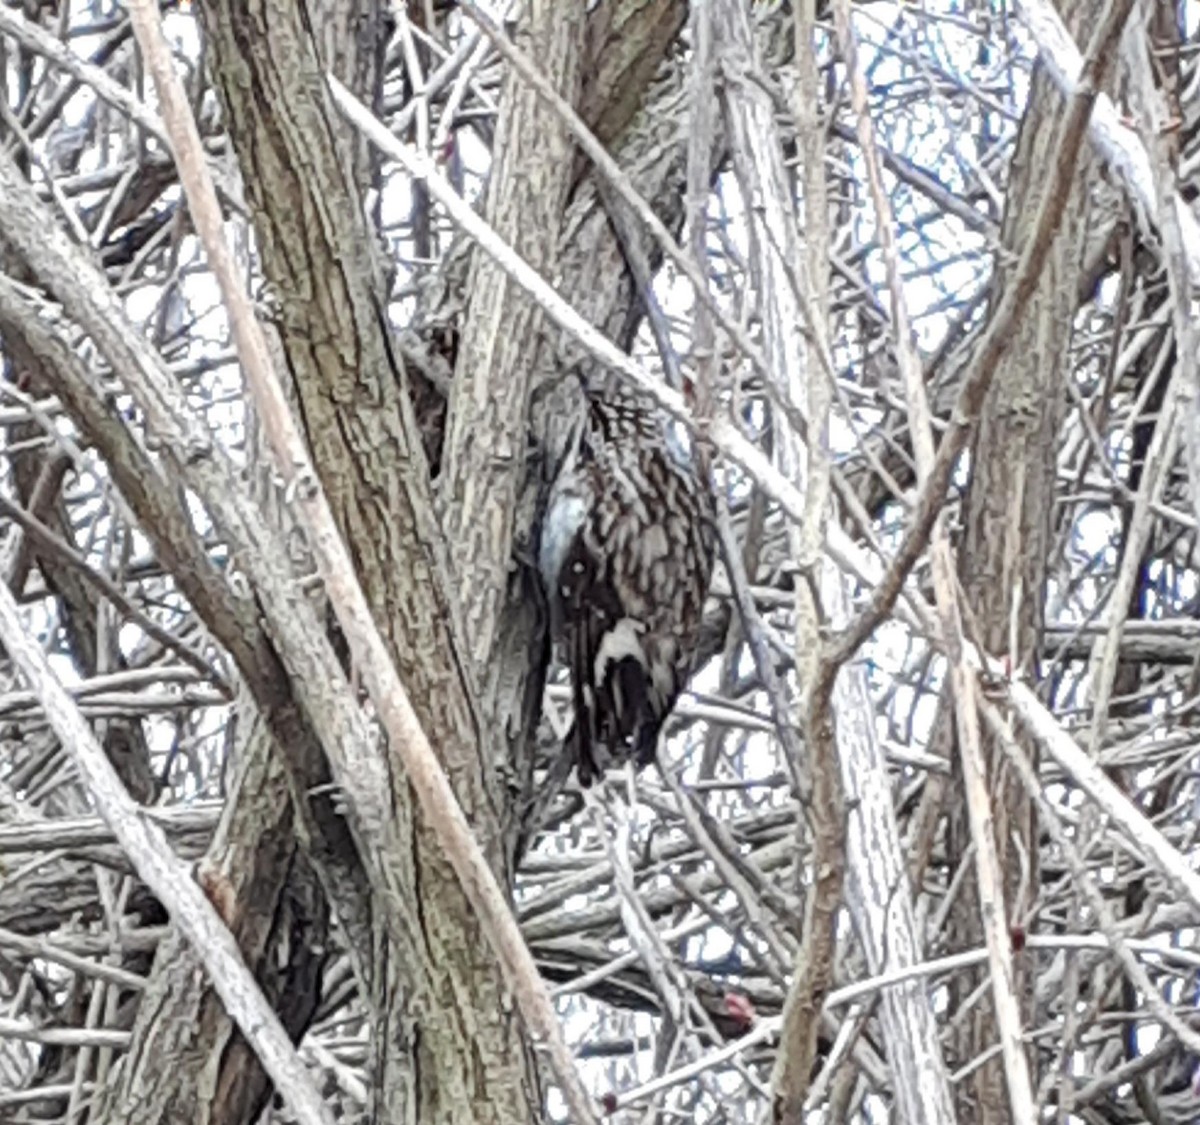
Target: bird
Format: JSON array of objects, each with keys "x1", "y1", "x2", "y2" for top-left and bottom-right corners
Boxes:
[{"x1": 538, "y1": 378, "x2": 714, "y2": 786}]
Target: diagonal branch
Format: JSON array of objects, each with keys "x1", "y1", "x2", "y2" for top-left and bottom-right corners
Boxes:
[
  {"x1": 327, "y1": 77, "x2": 819, "y2": 545},
  {"x1": 0, "y1": 581, "x2": 334, "y2": 1125},
  {"x1": 1015, "y1": 0, "x2": 1200, "y2": 285},
  {"x1": 998, "y1": 674, "x2": 1200, "y2": 911},
  {"x1": 0, "y1": 490, "x2": 224, "y2": 688},
  {"x1": 0, "y1": 254, "x2": 374, "y2": 980}
]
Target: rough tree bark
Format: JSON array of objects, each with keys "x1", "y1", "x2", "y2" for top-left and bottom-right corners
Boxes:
[
  {"x1": 88, "y1": 1, "x2": 692, "y2": 1122},
  {"x1": 945, "y1": 0, "x2": 1098, "y2": 1117},
  {"x1": 79, "y1": 6, "x2": 387, "y2": 1121}
]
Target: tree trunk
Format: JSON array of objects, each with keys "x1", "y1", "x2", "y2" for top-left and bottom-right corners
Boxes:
[
  {"x1": 84, "y1": 4, "x2": 388, "y2": 1119},
  {"x1": 172, "y1": 1, "x2": 689, "y2": 1121},
  {"x1": 946, "y1": 0, "x2": 1097, "y2": 1117}
]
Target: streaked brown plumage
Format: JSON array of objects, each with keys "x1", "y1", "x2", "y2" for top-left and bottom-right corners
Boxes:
[{"x1": 539, "y1": 384, "x2": 713, "y2": 785}]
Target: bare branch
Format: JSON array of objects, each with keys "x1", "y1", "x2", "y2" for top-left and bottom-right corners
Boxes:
[{"x1": 0, "y1": 582, "x2": 334, "y2": 1125}]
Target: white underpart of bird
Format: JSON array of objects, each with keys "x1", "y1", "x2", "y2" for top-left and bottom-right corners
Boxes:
[
  {"x1": 539, "y1": 385, "x2": 714, "y2": 786},
  {"x1": 593, "y1": 617, "x2": 648, "y2": 694}
]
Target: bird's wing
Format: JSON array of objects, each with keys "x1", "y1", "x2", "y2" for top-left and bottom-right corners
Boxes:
[{"x1": 558, "y1": 494, "x2": 623, "y2": 785}]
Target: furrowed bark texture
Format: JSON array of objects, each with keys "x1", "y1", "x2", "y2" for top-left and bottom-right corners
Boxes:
[
  {"x1": 0, "y1": 1, "x2": 691, "y2": 1117},
  {"x1": 194, "y1": 1, "x2": 483, "y2": 802},
  {"x1": 70, "y1": 6, "x2": 391, "y2": 1120},
  {"x1": 438, "y1": 0, "x2": 587, "y2": 811},
  {"x1": 946, "y1": 0, "x2": 1096, "y2": 1117},
  {"x1": 193, "y1": 0, "x2": 688, "y2": 1120},
  {"x1": 196, "y1": 2, "x2": 531, "y2": 1119}
]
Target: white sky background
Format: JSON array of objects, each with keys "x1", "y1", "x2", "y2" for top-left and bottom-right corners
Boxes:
[{"x1": 4, "y1": 1, "x2": 1200, "y2": 1121}]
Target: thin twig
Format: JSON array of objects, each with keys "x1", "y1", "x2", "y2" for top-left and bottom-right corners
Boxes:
[
  {"x1": 829, "y1": 0, "x2": 1138, "y2": 666},
  {"x1": 0, "y1": 492, "x2": 227, "y2": 690}
]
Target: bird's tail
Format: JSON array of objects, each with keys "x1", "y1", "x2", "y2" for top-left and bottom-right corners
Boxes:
[{"x1": 569, "y1": 718, "x2": 600, "y2": 787}]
